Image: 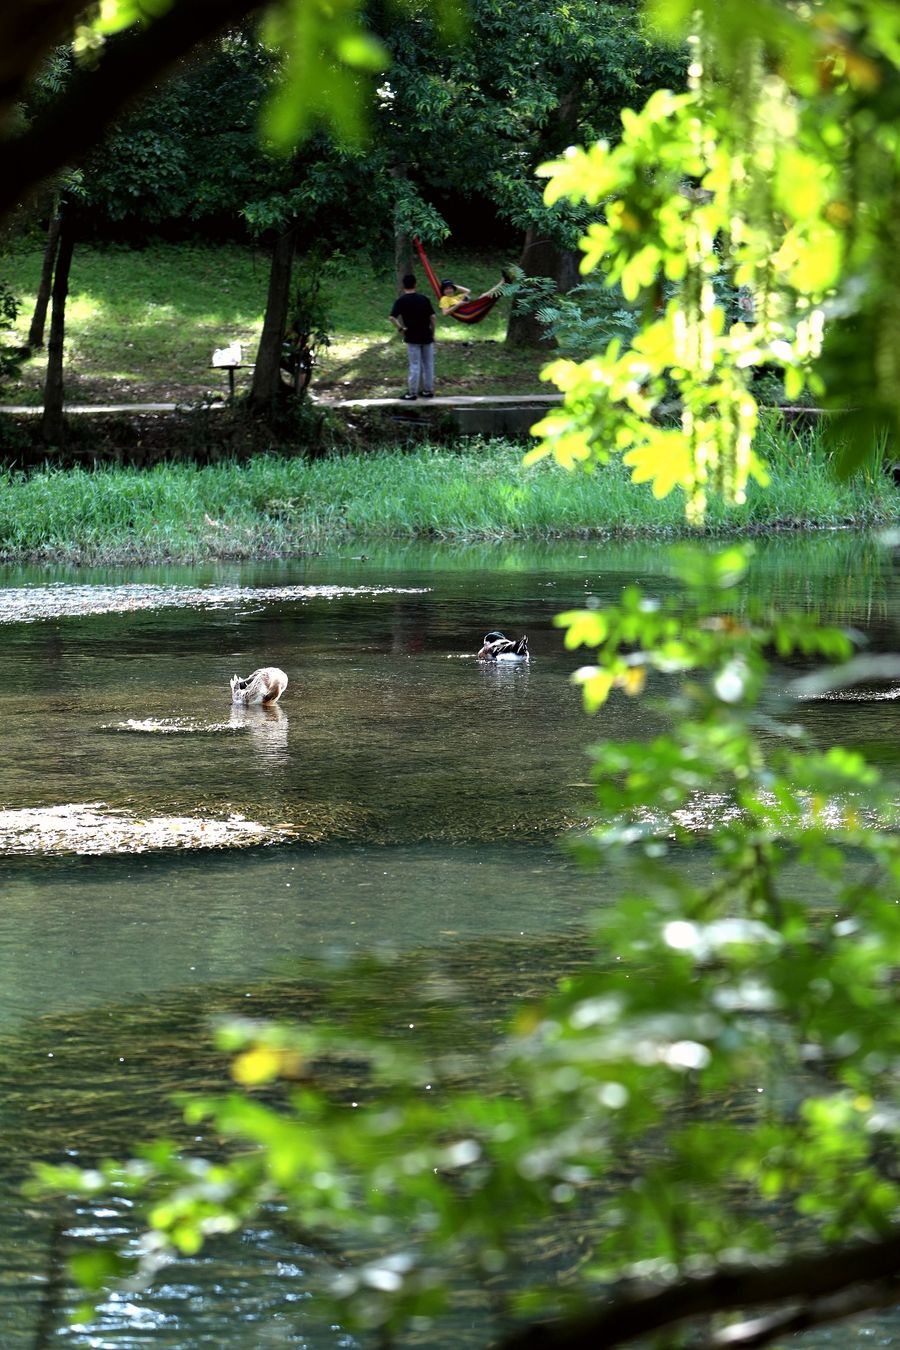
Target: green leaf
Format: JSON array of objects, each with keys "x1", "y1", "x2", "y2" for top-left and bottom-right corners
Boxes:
[
  {"x1": 70, "y1": 1249, "x2": 136, "y2": 1291},
  {"x1": 554, "y1": 609, "x2": 609, "y2": 648}
]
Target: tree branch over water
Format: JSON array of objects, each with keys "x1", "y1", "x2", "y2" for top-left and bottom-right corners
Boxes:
[{"x1": 494, "y1": 1232, "x2": 900, "y2": 1350}]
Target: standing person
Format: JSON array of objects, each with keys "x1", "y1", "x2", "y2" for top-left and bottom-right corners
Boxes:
[{"x1": 389, "y1": 273, "x2": 436, "y2": 400}]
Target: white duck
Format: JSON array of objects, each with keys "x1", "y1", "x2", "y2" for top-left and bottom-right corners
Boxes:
[{"x1": 230, "y1": 666, "x2": 288, "y2": 706}]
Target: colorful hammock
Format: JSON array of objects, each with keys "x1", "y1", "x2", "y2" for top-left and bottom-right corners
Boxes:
[{"x1": 413, "y1": 237, "x2": 501, "y2": 325}]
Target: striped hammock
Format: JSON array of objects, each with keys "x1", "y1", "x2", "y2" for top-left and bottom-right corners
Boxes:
[{"x1": 413, "y1": 237, "x2": 500, "y2": 324}]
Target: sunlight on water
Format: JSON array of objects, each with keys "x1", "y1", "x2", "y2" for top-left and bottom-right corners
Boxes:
[
  {"x1": 0, "y1": 802, "x2": 289, "y2": 854},
  {"x1": 108, "y1": 717, "x2": 239, "y2": 733},
  {"x1": 800, "y1": 685, "x2": 900, "y2": 701},
  {"x1": 0, "y1": 581, "x2": 430, "y2": 624}
]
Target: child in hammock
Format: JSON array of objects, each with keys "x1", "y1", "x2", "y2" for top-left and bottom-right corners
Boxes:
[{"x1": 438, "y1": 273, "x2": 510, "y2": 316}]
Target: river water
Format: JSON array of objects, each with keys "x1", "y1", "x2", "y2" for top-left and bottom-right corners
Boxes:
[{"x1": 1, "y1": 535, "x2": 898, "y2": 1347}]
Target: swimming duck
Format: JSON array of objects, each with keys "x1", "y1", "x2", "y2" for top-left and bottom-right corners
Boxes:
[
  {"x1": 477, "y1": 631, "x2": 529, "y2": 663},
  {"x1": 230, "y1": 666, "x2": 289, "y2": 706}
]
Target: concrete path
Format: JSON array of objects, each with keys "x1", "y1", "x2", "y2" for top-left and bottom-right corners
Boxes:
[
  {"x1": 0, "y1": 392, "x2": 561, "y2": 436},
  {"x1": 318, "y1": 393, "x2": 562, "y2": 407}
]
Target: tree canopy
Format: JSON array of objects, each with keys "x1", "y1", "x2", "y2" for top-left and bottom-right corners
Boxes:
[
  {"x1": 374, "y1": 0, "x2": 682, "y2": 238},
  {"x1": 0, "y1": 0, "x2": 400, "y2": 224}
]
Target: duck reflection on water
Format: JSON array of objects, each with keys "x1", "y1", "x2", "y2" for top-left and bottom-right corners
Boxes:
[{"x1": 229, "y1": 701, "x2": 289, "y2": 758}]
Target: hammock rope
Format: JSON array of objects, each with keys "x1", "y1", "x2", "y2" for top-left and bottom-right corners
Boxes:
[{"x1": 413, "y1": 237, "x2": 501, "y2": 325}]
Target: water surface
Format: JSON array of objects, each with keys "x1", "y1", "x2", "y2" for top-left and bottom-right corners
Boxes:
[{"x1": 1, "y1": 534, "x2": 899, "y2": 1347}]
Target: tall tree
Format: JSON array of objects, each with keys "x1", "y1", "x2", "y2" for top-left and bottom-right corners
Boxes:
[
  {"x1": 27, "y1": 201, "x2": 61, "y2": 351},
  {"x1": 250, "y1": 223, "x2": 297, "y2": 405},
  {"x1": 238, "y1": 135, "x2": 394, "y2": 408},
  {"x1": 371, "y1": 0, "x2": 685, "y2": 344},
  {"x1": 40, "y1": 202, "x2": 75, "y2": 443}
]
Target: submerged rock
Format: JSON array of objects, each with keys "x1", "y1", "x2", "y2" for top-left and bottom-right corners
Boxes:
[{"x1": 0, "y1": 802, "x2": 289, "y2": 855}]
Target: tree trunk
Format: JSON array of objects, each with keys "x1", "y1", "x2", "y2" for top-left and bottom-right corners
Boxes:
[
  {"x1": 389, "y1": 162, "x2": 414, "y2": 289},
  {"x1": 27, "y1": 205, "x2": 61, "y2": 350},
  {"x1": 505, "y1": 81, "x2": 583, "y2": 348},
  {"x1": 505, "y1": 228, "x2": 580, "y2": 348},
  {"x1": 395, "y1": 229, "x2": 414, "y2": 291},
  {"x1": 41, "y1": 212, "x2": 74, "y2": 446},
  {"x1": 249, "y1": 225, "x2": 296, "y2": 409}
]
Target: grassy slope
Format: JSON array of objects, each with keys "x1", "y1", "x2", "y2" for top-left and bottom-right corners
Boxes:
[{"x1": 1, "y1": 242, "x2": 544, "y2": 406}]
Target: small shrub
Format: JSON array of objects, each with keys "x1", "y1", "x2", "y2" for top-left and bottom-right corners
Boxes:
[{"x1": 0, "y1": 280, "x2": 23, "y2": 387}]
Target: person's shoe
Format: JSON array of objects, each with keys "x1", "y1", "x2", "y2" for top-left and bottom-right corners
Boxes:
[
  {"x1": 421, "y1": 390, "x2": 434, "y2": 397},
  {"x1": 401, "y1": 392, "x2": 417, "y2": 400}
]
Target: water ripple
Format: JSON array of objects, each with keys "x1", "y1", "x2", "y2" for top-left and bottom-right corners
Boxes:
[
  {"x1": 0, "y1": 582, "x2": 431, "y2": 624},
  {"x1": 103, "y1": 718, "x2": 240, "y2": 735}
]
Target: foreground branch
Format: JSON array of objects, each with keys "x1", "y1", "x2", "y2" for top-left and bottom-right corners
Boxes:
[
  {"x1": 495, "y1": 1231, "x2": 900, "y2": 1350},
  {"x1": 705, "y1": 1277, "x2": 900, "y2": 1348},
  {"x1": 0, "y1": 0, "x2": 261, "y2": 224},
  {"x1": 0, "y1": 0, "x2": 86, "y2": 116}
]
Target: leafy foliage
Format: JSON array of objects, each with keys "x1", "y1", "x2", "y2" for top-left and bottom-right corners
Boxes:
[
  {"x1": 76, "y1": 32, "x2": 274, "y2": 230},
  {"x1": 533, "y1": 274, "x2": 640, "y2": 359},
  {"x1": 26, "y1": 31, "x2": 396, "y2": 251},
  {"x1": 530, "y1": 3, "x2": 900, "y2": 513},
  {"x1": 0, "y1": 279, "x2": 22, "y2": 384},
  {"x1": 370, "y1": 0, "x2": 684, "y2": 249},
  {"x1": 87, "y1": 0, "x2": 392, "y2": 148},
  {"x1": 279, "y1": 248, "x2": 337, "y2": 395}
]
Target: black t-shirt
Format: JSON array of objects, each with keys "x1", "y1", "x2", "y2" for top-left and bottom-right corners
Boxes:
[{"x1": 390, "y1": 292, "x2": 435, "y2": 344}]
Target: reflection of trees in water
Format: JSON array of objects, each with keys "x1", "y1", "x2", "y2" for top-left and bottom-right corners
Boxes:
[
  {"x1": 744, "y1": 534, "x2": 896, "y2": 623},
  {"x1": 388, "y1": 598, "x2": 431, "y2": 652}
]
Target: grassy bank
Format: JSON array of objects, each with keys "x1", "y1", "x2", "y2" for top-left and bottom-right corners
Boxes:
[
  {"x1": 1, "y1": 235, "x2": 894, "y2": 565},
  {"x1": 0, "y1": 438, "x2": 896, "y2": 564}
]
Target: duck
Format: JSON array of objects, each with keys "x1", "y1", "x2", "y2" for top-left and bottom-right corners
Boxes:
[
  {"x1": 477, "y1": 631, "x2": 529, "y2": 663},
  {"x1": 230, "y1": 666, "x2": 288, "y2": 706}
]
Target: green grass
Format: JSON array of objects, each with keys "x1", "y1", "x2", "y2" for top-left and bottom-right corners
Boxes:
[
  {"x1": 0, "y1": 242, "x2": 544, "y2": 406},
  {"x1": 0, "y1": 435, "x2": 896, "y2": 564}
]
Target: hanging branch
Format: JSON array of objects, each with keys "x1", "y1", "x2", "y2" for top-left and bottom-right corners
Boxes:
[
  {"x1": 0, "y1": 0, "x2": 262, "y2": 225},
  {"x1": 493, "y1": 1231, "x2": 900, "y2": 1350}
]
